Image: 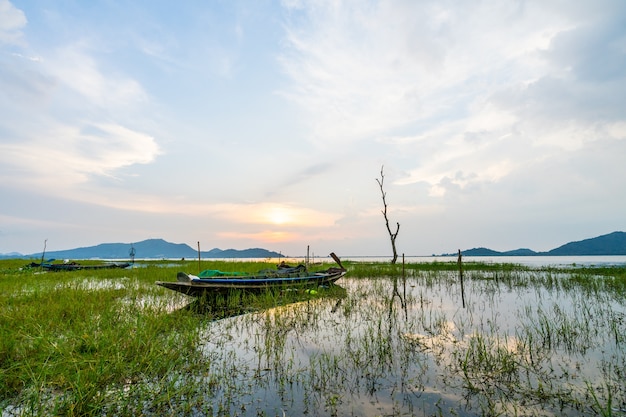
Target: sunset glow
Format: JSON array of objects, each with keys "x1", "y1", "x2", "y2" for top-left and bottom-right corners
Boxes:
[
  {"x1": 219, "y1": 230, "x2": 299, "y2": 243},
  {"x1": 216, "y1": 203, "x2": 337, "y2": 228},
  {"x1": 267, "y1": 206, "x2": 293, "y2": 225}
]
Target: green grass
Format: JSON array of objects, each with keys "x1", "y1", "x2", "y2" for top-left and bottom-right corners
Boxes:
[
  {"x1": 0, "y1": 258, "x2": 346, "y2": 415},
  {"x1": 1, "y1": 259, "x2": 625, "y2": 416},
  {"x1": 0, "y1": 263, "x2": 208, "y2": 415}
]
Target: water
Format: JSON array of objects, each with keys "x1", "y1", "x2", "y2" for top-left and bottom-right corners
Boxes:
[
  {"x1": 234, "y1": 255, "x2": 626, "y2": 268},
  {"x1": 190, "y1": 271, "x2": 626, "y2": 416},
  {"x1": 116, "y1": 256, "x2": 626, "y2": 269},
  {"x1": 341, "y1": 255, "x2": 626, "y2": 267}
]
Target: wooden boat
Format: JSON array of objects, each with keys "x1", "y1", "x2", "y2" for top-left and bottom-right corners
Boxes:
[
  {"x1": 30, "y1": 261, "x2": 131, "y2": 271},
  {"x1": 156, "y1": 253, "x2": 347, "y2": 297}
]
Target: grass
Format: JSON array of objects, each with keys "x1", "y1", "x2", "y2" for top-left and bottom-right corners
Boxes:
[
  {"x1": 1, "y1": 263, "x2": 206, "y2": 415},
  {"x1": 1, "y1": 259, "x2": 625, "y2": 416},
  {"x1": 0, "y1": 258, "x2": 346, "y2": 415}
]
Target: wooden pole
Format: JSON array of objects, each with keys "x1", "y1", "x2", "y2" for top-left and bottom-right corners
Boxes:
[
  {"x1": 458, "y1": 249, "x2": 465, "y2": 308},
  {"x1": 402, "y1": 253, "x2": 406, "y2": 301},
  {"x1": 40, "y1": 239, "x2": 47, "y2": 271},
  {"x1": 197, "y1": 241, "x2": 201, "y2": 273},
  {"x1": 402, "y1": 254, "x2": 408, "y2": 313}
]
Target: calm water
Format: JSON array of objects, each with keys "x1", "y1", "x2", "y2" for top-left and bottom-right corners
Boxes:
[
  {"x1": 288, "y1": 255, "x2": 626, "y2": 267},
  {"x1": 190, "y1": 270, "x2": 626, "y2": 416},
  {"x1": 372, "y1": 255, "x2": 626, "y2": 267},
  {"x1": 152, "y1": 255, "x2": 626, "y2": 268}
]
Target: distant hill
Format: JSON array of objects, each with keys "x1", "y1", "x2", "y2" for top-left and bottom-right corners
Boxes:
[
  {"x1": 458, "y1": 231, "x2": 626, "y2": 256},
  {"x1": 545, "y1": 231, "x2": 626, "y2": 256},
  {"x1": 460, "y1": 247, "x2": 502, "y2": 256},
  {"x1": 460, "y1": 247, "x2": 539, "y2": 256},
  {"x1": 11, "y1": 238, "x2": 284, "y2": 260},
  {"x1": 0, "y1": 252, "x2": 22, "y2": 259}
]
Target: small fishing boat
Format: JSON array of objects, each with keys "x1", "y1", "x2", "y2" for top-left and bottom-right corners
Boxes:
[
  {"x1": 156, "y1": 253, "x2": 347, "y2": 297},
  {"x1": 30, "y1": 261, "x2": 131, "y2": 271}
]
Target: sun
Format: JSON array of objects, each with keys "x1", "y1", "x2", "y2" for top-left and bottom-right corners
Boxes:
[
  {"x1": 221, "y1": 202, "x2": 337, "y2": 228},
  {"x1": 267, "y1": 206, "x2": 293, "y2": 225}
]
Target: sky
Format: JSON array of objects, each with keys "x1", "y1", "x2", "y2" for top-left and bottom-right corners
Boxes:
[{"x1": 1, "y1": 0, "x2": 625, "y2": 257}]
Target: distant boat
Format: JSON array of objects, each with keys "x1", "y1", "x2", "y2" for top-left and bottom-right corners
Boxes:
[
  {"x1": 156, "y1": 253, "x2": 347, "y2": 297},
  {"x1": 30, "y1": 261, "x2": 131, "y2": 271}
]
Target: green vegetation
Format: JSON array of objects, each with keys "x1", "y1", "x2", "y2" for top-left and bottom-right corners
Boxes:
[
  {"x1": 0, "y1": 259, "x2": 300, "y2": 415},
  {"x1": 1, "y1": 259, "x2": 625, "y2": 416}
]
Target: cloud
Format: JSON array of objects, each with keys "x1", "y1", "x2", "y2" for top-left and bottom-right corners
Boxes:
[
  {"x1": 0, "y1": 122, "x2": 160, "y2": 186},
  {"x1": 0, "y1": 0, "x2": 26, "y2": 45},
  {"x1": 44, "y1": 42, "x2": 149, "y2": 110},
  {"x1": 0, "y1": 19, "x2": 159, "y2": 193},
  {"x1": 279, "y1": 0, "x2": 626, "y2": 198},
  {"x1": 278, "y1": 0, "x2": 554, "y2": 146},
  {"x1": 218, "y1": 230, "x2": 300, "y2": 244},
  {"x1": 267, "y1": 162, "x2": 335, "y2": 196}
]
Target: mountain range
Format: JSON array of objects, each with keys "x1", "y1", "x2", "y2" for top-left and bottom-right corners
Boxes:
[
  {"x1": 1, "y1": 232, "x2": 625, "y2": 260},
  {"x1": 0, "y1": 239, "x2": 283, "y2": 260},
  {"x1": 453, "y1": 231, "x2": 626, "y2": 256}
]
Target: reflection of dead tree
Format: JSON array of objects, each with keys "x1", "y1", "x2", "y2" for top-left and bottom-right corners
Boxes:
[
  {"x1": 389, "y1": 254, "x2": 408, "y2": 322},
  {"x1": 376, "y1": 166, "x2": 400, "y2": 264}
]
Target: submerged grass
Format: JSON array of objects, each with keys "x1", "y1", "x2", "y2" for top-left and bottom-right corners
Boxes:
[{"x1": 1, "y1": 259, "x2": 625, "y2": 416}]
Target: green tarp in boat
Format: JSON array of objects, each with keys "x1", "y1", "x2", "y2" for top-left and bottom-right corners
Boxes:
[{"x1": 197, "y1": 269, "x2": 248, "y2": 278}]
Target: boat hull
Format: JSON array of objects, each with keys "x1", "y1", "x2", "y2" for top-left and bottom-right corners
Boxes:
[
  {"x1": 36, "y1": 262, "x2": 131, "y2": 271},
  {"x1": 156, "y1": 271, "x2": 346, "y2": 297}
]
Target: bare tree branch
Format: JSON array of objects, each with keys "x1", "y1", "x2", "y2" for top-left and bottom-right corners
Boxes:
[{"x1": 376, "y1": 165, "x2": 400, "y2": 264}]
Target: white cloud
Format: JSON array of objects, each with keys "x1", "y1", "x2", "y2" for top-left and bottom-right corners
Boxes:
[
  {"x1": 607, "y1": 121, "x2": 626, "y2": 140},
  {"x1": 0, "y1": 27, "x2": 158, "y2": 193},
  {"x1": 278, "y1": 0, "x2": 568, "y2": 147},
  {"x1": 45, "y1": 42, "x2": 148, "y2": 108},
  {"x1": 0, "y1": 0, "x2": 26, "y2": 45},
  {"x1": 0, "y1": 122, "x2": 160, "y2": 186},
  {"x1": 279, "y1": 0, "x2": 626, "y2": 199}
]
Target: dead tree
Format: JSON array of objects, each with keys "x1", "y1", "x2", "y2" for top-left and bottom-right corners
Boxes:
[{"x1": 376, "y1": 166, "x2": 400, "y2": 264}]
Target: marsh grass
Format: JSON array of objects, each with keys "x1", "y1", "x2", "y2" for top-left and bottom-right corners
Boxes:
[
  {"x1": 1, "y1": 265, "x2": 203, "y2": 415},
  {"x1": 1, "y1": 259, "x2": 626, "y2": 416}
]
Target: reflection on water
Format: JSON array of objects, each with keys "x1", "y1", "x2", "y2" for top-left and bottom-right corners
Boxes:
[
  {"x1": 178, "y1": 284, "x2": 347, "y2": 320},
  {"x1": 189, "y1": 272, "x2": 626, "y2": 416},
  {"x1": 54, "y1": 276, "x2": 132, "y2": 291}
]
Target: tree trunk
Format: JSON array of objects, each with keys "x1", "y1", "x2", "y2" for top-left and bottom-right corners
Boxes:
[{"x1": 376, "y1": 166, "x2": 400, "y2": 264}]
